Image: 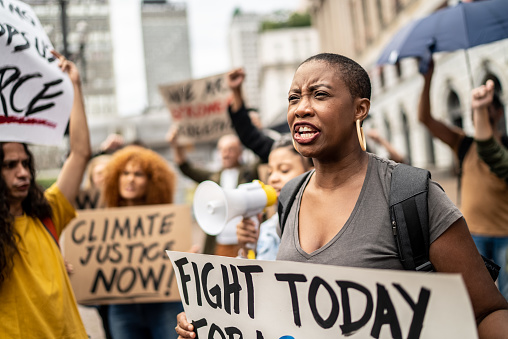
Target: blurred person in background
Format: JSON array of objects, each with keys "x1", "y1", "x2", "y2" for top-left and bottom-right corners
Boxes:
[
  {"x1": 167, "y1": 129, "x2": 257, "y2": 257},
  {"x1": 101, "y1": 145, "x2": 181, "y2": 339},
  {"x1": 418, "y1": 59, "x2": 508, "y2": 301}
]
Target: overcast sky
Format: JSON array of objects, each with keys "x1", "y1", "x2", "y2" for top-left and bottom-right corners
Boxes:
[
  {"x1": 182, "y1": 0, "x2": 302, "y2": 78},
  {"x1": 110, "y1": 0, "x2": 302, "y2": 116}
]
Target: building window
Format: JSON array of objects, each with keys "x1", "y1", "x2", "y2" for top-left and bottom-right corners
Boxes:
[
  {"x1": 395, "y1": 62, "x2": 402, "y2": 79},
  {"x1": 384, "y1": 116, "x2": 392, "y2": 142},
  {"x1": 376, "y1": 0, "x2": 385, "y2": 28},
  {"x1": 362, "y1": 0, "x2": 372, "y2": 43},
  {"x1": 394, "y1": 0, "x2": 403, "y2": 13},
  {"x1": 401, "y1": 110, "x2": 411, "y2": 165},
  {"x1": 447, "y1": 90, "x2": 463, "y2": 129},
  {"x1": 379, "y1": 67, "x2": 385, "y2": 89}
]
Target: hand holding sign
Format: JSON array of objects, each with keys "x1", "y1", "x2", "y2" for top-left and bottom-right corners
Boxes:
[
  {"x1": 175, "y1": 312, "x2": 195, "y2": 339},
  {"x1": 52, "y1": 50, "x2": 81, "y2": 85}
]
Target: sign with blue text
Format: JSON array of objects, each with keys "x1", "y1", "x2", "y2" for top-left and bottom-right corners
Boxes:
[
  {"x1": 62, "y1": 204, "x2": 192, "y2": 305},
  {"x1": 166, "y1": 251, "x2": 478, "y2": 339},
  {"x1": 159, "y1": 73, "x2": 234, "y2": 144},
  {"x1": 0, "y1": 0, "x2": 73, "y2": 145}
]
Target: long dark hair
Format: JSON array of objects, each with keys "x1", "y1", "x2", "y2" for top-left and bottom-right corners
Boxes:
[{"x1": 0, "y1": 143, "x2": 52, "y2": 285}]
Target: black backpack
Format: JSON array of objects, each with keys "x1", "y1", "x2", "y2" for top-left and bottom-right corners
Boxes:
[{"x1": 278, "y1": 163, "x2": 500, "y2": 280}]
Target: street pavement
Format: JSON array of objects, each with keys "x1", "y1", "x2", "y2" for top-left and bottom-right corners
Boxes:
[{"x1": 79, "y1": 305, "x2": 106, "y2": 339}]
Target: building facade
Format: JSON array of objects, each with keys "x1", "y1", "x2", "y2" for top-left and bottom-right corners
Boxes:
[
  {"x1": 228, "y1": 10, "x2": 319, "y2": 129},
  {"x1": 28, "y1": 0, "x2": 117, "y2": 123},
  {"x1": 27, "y1": 0, "x2": 193, "y2": 171},
  {"x1": 258, "y1": 26, "x2": 319, "y2": 127},
  {"x1": 228, "y1": 12, "x2": 263, "y2": 110},
  {"x1": 141, "y1": 0, "x2": 192, "y2": 109},
  {"x1": 307, "y1": 0, "x2": 508, "y2": 170}
]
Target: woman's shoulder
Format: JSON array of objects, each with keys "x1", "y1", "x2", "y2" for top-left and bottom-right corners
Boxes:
[
  {"x1": 367, "y1": 153, "x2": 398, "y2": 184},
  {"x1": 368, "y1": 152, "x2": 398, "y2": 171}
]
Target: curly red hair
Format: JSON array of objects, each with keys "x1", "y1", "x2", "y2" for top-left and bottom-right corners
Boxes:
[{"x1": 102, "y1": 145, "x2": 176, "y2": 207}]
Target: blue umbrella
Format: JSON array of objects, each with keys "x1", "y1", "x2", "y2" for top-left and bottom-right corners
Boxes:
[{"x1": 377, "y1": 0, "x2": 508, "y2": 73}]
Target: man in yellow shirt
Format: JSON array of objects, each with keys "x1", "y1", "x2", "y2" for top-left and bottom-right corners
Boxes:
[{"x1": 0, "y1": 51, "x2": 91, "y2": 338}]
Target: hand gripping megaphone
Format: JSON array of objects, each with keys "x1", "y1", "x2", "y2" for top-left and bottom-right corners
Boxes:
[{"x1": 193, "y1": 180, "x2": 277, "y2": 236}]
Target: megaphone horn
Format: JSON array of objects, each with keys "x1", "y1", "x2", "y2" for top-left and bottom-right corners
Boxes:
[{"x1": 193, "y1": 180, "x2": 277, "y2": 236}]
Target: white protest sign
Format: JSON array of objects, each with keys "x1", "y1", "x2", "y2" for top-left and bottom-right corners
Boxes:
[
  {"x1": 159, "y1": 73, "x2": 234, "y2": 144},
  {"x1": 0, "y1": 0, "x2": 73, "y2": 145},
  {"x1": 62, "y1": 204, "x2": 192, "y2": 305},
  {"x1": 167, "y1": 251, "x2": 478, "y2": 339}
]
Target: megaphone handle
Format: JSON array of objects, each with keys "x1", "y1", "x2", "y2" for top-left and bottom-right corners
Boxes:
[{"x1": 245, "y1": 242, "x2": 256, "y2": 250}]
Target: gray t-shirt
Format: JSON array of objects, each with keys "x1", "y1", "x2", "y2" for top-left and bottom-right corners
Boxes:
[{"x1": 276, "y1": 153, "x2": 463, "y2": 270}]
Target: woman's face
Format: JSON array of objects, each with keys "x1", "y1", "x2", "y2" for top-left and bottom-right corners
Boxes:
[
  {"x1": 287, "y1": 60, "x2": 367, "y2": 160},
  {"x1": 267, "y1": 147, "x2": 307, "y2": 197},
  {"x1": 119, "y1": 160, "x2": 148, "y2": 205}
]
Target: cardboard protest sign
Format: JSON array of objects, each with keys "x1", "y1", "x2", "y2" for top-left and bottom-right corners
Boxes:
[
  {"x1": 62, "y1": 204, "x2": 192, "y2": 305},
  {"x1": 0, "y1": 0, "x2": 73, "y2": 145},
  {"x1": 159, "y1": 73, "x2": 234, "y2": 144},
  {"x1": 167, "y1": 251, "x2": 478, "y2": 339},
  {"x1": 74, "y1": 188, "x2": 102, "y2": 210}
]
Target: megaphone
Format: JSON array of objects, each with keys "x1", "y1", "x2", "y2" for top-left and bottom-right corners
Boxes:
[{"x1": 193, "y1": 180, "x2": 277, "y2": 236}]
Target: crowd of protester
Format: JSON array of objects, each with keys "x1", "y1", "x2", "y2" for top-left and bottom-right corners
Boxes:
[{"x1": 2, "y1": 45, "x2": 508, "y2": 339}]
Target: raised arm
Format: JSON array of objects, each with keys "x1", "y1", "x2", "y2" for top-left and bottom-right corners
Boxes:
[
  {"x1": 417, "y1": 60, "x2": 463, "y2": 152},
  {"x1": 366, "y1": 129, "x2": 407, "y2": 163},
  {"x1": 227, "y1": 68, "x2": 274, "y2": 163},
  {"x1": 53, "y1": 51, "x2": 91, "y2": 203},
  {"x1": 473, "y1": 80, "x2": 495, "y2": 141},
  {"x1": 166, "y1": 126, "x2": 186, "y2": 166},
  {"x1": 473, "y1": 80, "x2": 508, "y2": 181}
]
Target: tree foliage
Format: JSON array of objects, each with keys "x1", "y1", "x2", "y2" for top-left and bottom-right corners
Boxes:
[{"x1": 261, "y1": 11, "x2": 311, "y2": 31}]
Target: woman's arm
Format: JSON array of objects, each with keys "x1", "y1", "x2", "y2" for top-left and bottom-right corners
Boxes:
[
  {"x1": 227, "y1": 68, "x2": 274, "y2": 163},
  {"x1": 472, "y1": 80, "x2": 508, "y2": 181},
  {"x1": 429, "y1": 218, "x2": 508, "y2": 337},
  {"x1": 53, "y1": 51, "x2": 91, "y2": 204},
  {"x1": 418, "y1": 59, "x2": 464, "y2": 152}
]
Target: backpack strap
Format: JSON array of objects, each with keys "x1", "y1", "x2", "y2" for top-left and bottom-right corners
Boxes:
[
  {"x1": 278, "y1": 170, "x2": 313, "y2": 236},
  {"x1": 40, "y1": 217, "x2": 60, "y2": 249},
  {"x1": 389, "y1": 164, "x2": 432, "y2": 271}
]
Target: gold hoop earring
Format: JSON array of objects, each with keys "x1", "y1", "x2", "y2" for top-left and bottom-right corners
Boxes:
[{"x1": 356, "y1": 119, "x2": 366, "y2": 151}]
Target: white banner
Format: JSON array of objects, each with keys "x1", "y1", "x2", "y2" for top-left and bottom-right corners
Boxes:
[
  {"x1": 166, "y1": 251, "x2": 478, "y2": 339},
  {"x1": 0, "y1": 0, "x2": 73, "y2": 145}
]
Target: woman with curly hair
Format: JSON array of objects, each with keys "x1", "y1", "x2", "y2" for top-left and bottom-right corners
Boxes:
[{"x1": 102, "y1": 145, "x2": 180, "y2": 339}]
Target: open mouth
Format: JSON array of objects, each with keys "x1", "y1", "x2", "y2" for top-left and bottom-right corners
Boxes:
[{"x1": 293, "y1": 124, "x2": 320, "y2": 143}]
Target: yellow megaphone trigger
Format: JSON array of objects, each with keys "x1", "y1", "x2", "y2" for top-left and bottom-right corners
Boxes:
[
  {"x1": 254, "y1": 180, "x2": 277, "y2": 208},
  {"x1": 247, "y1": 249, "x2": 256, "y2": 260}
]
